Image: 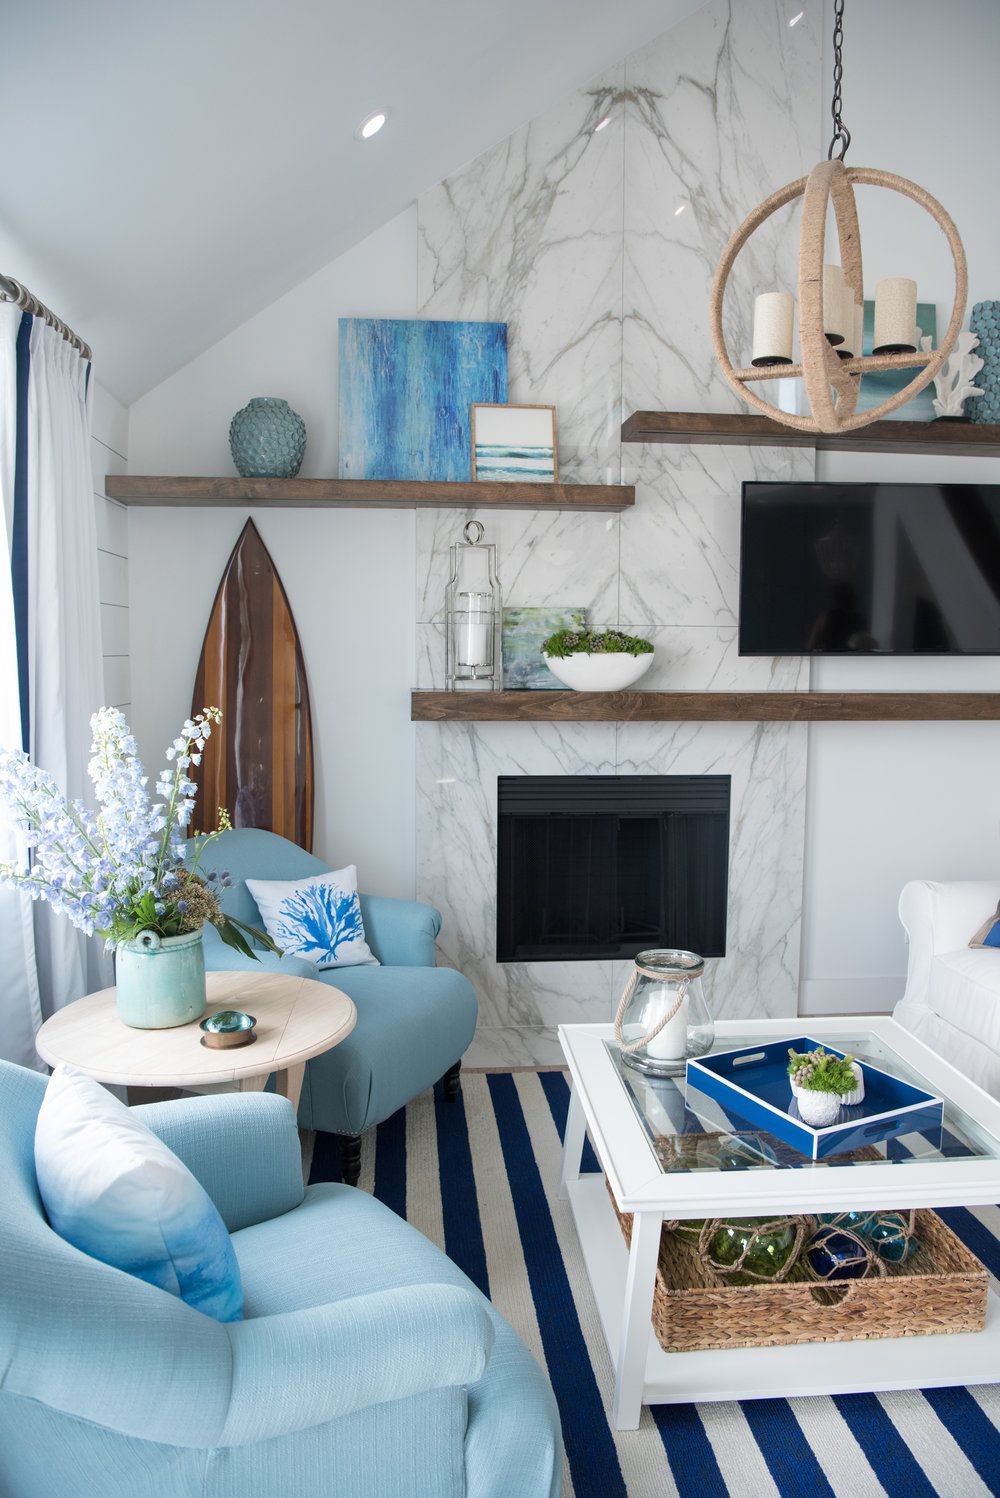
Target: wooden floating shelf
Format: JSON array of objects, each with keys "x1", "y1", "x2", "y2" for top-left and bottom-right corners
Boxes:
[
  {"x1": 411, "y1": 690, "x2": 1000, "y2": 723},
  {"x1": 620, "y1": 410, "x2": 1000, "y2": 455},
  {"x1": 106, "y1": 475, "x2": 634, "y2": 512}
]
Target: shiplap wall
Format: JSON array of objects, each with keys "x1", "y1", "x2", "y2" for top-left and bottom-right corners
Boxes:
[{"x1": 89, "y1": 382, "x2": 130, "y2": 713}]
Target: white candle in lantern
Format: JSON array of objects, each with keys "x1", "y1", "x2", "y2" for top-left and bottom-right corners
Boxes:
[
  {"x1": 643, "y1": 986, "x2": 690, "y2": 1062},
  {"x1": 457, "y1": 591, "x2": 493, "y2": 668},
  {"x1": 751, "y1": 291, "x2": 794, "y2": 366},
  {"x1": 873, "y1": 277, "x2": 917, "y2": 353},
  {"x1": 823, "y1": 263, "x2": 846, "y2": 345}
]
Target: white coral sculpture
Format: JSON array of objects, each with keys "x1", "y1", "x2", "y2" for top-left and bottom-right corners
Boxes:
[{"x1": 928, "y1": 330, "x2": 985, "y2": 418}]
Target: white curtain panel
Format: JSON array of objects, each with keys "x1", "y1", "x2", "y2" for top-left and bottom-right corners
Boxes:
[
  {"x1": 26, "y1": 318, "x2": 111, "y2": 1016},
  {"x1": 0, "y1": 303, "x2": 43, "y2": 1066}
]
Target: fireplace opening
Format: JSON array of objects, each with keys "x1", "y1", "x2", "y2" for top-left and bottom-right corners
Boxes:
[{"x1": 496, "y1": 775, "x2": 730, "y2": 962}]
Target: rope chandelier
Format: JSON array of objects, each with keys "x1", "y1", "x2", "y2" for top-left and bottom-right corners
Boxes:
[{"x1": 709, "y1": 0, "x2": 967, "y2": 435}]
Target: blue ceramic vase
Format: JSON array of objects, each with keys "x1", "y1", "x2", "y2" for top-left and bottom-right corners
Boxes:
[
  {"x1": 229, "y1": 396, "x2": 306, "y2": 477},
  {"x1": 969, "y1": 302, "x2": 1000, "y2": 424},
  {"x1": 116, "y1": 928, "x2": 207, "y2": 1029}
]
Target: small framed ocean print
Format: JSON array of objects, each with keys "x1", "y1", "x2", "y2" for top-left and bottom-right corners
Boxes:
[{"x1": 471, "y1": 403, "x2": 558, "y2": 482}]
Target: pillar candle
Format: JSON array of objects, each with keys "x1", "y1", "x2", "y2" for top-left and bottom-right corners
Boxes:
[
  {"x1": 643, "y1": 987, "x2": 689, "y2": 1062},
  {"x1": 751, "y1": 291, "x2": 794, "y2": 366},
  {"x1": 457, "y1": 592, "x2": 493, "y2": 668},
  {"x1": 823, "y1": 264, "x2": 846, "y2": 345},
  {"x1": 873, "y1": 277, "x2": 917, "y2": 354}
]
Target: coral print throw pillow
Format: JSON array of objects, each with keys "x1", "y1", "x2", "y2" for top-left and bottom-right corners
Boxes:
[{"x1": 246, "y1": 867, "x2": 379, "y2": 970}]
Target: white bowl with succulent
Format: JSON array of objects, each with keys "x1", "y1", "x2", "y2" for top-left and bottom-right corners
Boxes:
[
  {"x1": 787, "y1": 1046, "x2": 865, "y2": 1128},
  {"x1": 541, "y1": 627, "x2": 654, "y2": 692}
]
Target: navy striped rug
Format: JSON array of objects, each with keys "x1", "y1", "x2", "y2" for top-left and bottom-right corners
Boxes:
[{"x1": 308, "y1": 1070, "x2": 1000, "y2": 1498}]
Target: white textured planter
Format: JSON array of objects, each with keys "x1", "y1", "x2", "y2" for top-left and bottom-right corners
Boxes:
[
  {"x1": 796, "y1": 1090, "x2": 843, "y2": 1128},
  {"x1": 542, "y1": 650, "x2": 654, "y2": 692}
]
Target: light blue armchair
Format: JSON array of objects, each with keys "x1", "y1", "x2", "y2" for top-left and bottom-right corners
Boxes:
[
  {"x1": 194, "y1": 829, "x2": 478, "y2": 1184},
  {"x1": 0, "y1": 1060, "x2": 563, "y2": 1498}
]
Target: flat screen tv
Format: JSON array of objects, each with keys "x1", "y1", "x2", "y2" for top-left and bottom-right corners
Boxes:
[{"x1": 739, "y1": 481, "x2": 1000, "y2": 656}]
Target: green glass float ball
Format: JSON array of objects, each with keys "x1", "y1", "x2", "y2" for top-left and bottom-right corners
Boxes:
[
  {"x1": 867, "y1": 1212, "x2": 917, "y2": 1263},
  {"x1": 707, "y1": 1217, "x2": 798, "y2": 1285}
]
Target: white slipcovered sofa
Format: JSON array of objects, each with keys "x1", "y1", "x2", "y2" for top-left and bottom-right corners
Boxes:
[{"x1": 895, "y1": 880, "x2": 1000, "y2": 1100}]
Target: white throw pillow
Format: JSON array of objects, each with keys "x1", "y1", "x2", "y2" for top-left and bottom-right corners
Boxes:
[
  {"x1": 246, "y1": 866, "x2": 379, "y2": 969},
  {"x1": 34, "y1": 1065, "x2": 243, "y2": 1322}
]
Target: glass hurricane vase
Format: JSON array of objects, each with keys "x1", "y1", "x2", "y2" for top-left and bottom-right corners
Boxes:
[{"x1": 613, "y1": 948, "x2": 714, "y2": 1077}]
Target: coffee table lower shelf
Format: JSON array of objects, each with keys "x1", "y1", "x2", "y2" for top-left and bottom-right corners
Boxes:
[{"x1": 565, "y1": 1174, "x2": 1000, "y2": 1422}]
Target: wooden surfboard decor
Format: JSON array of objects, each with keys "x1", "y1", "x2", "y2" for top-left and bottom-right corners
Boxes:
[{"x1": 191, "y1": 519, "x2": 314, "y2": 849}]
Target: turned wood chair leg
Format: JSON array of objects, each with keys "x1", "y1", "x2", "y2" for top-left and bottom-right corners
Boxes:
[
  {"x1": 443, "y1": 1060, "x2": 462, "y2": 1102},
  {"x1": 338, "y1": 1132, "x2": 362, "y2": 1187}
]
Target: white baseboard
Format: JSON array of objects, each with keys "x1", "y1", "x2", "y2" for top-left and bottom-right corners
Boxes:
[{"x1": 798, "y1": 976, "x2": 905, "y2": 1016}]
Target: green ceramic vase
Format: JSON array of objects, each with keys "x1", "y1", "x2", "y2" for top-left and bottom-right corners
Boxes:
[{"x1": 116, "y1": 927, "x2": 207, "y2": 1029}]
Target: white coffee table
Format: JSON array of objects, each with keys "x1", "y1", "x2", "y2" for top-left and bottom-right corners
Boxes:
[
  {"x1": 36, "y1": 969, "x2": 356, "y2": 1110},
  {"x1": 558, "y1": 1017, "x2": 1000, "y2": 1429}
]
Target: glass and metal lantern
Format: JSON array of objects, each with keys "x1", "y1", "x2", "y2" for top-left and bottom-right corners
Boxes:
[
  {"x1": 613, "y1": 948, "x2": 714, "y2": 1077},
  {"x1": 445, "y1": 520, "x2": 501, "y2": 691}
]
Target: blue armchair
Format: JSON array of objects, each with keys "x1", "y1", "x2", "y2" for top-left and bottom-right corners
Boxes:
[
  {"x1": 194, "y1": 829, "x2": 478, "y2": 1183},
  {"x1": 0, "y1": 1061, "x2": 562, "y2": 1498}
]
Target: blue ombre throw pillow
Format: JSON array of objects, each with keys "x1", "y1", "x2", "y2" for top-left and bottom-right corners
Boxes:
[
  {"x1": 35, "y1": 1065, "x2": 243, "y2": 1322},
  {"x1": 971, "y1": 902, "x2": 1000, "y2": 948},
  {"x1": 247, "y1": 866, "x2": 379, "y2": 969}
]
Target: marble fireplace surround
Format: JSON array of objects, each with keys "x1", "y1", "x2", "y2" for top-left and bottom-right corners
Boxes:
[{"x1": 413, "y1": 0, "x2": 822, "y2": 1066}]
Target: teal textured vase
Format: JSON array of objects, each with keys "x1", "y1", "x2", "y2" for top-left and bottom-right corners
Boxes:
[
  {"x1": 229, "y1": 396, "x2": 306, "y2": 478},
  {"x1": 969, "y1": 302, "x2": 1000, "y2": 424},
  {"x1": 116, "y1": 928, "x2": 207, "y2": 1029}
]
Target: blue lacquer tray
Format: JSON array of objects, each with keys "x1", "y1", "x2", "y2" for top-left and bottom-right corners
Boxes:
[{"x1": 685, "y1": 1036, "x2": 944, "y2": 1161}]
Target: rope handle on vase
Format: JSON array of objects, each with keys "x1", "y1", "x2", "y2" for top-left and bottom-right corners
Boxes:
[{"x1": 613, "y1": 964, "x2": 689, "y2": 1055}]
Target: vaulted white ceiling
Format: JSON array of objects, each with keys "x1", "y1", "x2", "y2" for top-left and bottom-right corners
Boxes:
[{"x1": 1, "y1": 0, "x2": 703, "y2": 402}]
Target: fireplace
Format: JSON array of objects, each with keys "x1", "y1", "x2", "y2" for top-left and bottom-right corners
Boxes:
[{"x1": 496, "y1": 775, "x2": 730, "y2": 962}]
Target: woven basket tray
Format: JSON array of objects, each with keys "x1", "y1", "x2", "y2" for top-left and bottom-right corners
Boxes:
[{"x1": 607, "y1": 1181, "x2": 988, "y2": 1353}]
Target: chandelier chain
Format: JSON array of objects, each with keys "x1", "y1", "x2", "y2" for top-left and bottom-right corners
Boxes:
[{"x1": 827, "y1": 0, "x2": 851, "y2": 161}]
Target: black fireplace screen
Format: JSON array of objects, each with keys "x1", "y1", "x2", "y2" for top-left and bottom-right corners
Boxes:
[{"x1": 496, "y1": 775, "x2": 730, "y2": 962}]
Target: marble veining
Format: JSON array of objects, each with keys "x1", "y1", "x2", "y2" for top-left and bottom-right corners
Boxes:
[{"x1": 414, "y1": 0, "x2": 821, "y2": 1063}]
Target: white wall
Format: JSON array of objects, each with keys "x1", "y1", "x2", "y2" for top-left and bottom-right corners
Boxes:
[
  {"x1": 126, "y1": 209, "x2": 418, "y2": 896},
  {"x1": 800, "y1": 0, "x2": 1000, "y2": 1014}
]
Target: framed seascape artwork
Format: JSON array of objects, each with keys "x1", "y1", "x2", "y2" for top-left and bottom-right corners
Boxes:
[
  {"x1": 856, "y1": 300, "x2": 937, "y2": 422},
  {"x1": 471, "y1": 403, "x2": 558, "y2": 482},
  {"x1": 502, "y1": 606, "x2": 586, "y2": 689},
  {"x1": 338, "y1": 318, "x2": 507, "y2": 481}
]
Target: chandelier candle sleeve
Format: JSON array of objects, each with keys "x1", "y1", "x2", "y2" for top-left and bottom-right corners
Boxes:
[
  {"x1": 823, "y1": 264, "x2": 846, "y2": 345},
  {"x1": 751, "y1": 292, "x2": 794, "y2": 366},
  {"x1": 838, "y1": 283, "x2": 858, "y2": 358},
  {"x1": 874, "y1": 277, "x2": 918, "y2": 354}
]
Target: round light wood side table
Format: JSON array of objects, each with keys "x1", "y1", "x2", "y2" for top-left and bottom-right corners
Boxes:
[{"x1": 35, "y1": 969, "x2": 356, "y2": 1111}]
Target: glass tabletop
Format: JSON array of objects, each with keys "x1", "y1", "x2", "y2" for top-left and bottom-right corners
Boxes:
[{"x1": 606, "y1": 1031, "x2": 1000, "y2": 1173}]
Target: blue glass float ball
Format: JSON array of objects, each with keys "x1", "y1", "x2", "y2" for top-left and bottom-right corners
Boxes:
[
  {"x1": 806, "y1": 1228, "x2": 873, "y2": 1281},
  {"x1": 867, "y1": 1212, "x2": 917, "y2": 1263},
  {"x1": 816, "y1": 1210, "x2": 877, "y2": 1237},
  {"x1": 229, "y1": 396, "x2": 306, "y2": 478}
]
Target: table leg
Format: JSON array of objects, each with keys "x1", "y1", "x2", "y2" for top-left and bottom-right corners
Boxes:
[
  {"x1": 274, "y1": 1062, "x2": 306, "y2": 1112},
  {"x1": 558, "y1": 1082, "x2": 587, "y2": 1200},
  {"x1": 235, "y1": 1075, "x2": 268, "y2": 1093},
  {"x1": 613, "y1": 1208, "x2": 661, "y2": 1431}
]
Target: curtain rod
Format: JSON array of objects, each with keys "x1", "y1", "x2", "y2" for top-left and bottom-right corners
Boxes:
[{"x1": 0, "y1": 273, "x2": 92, "y2": 362}]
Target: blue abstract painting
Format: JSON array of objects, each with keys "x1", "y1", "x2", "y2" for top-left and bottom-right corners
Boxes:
[{"x1": 339, "y1": 318, "x2": 508, "y2": 480}]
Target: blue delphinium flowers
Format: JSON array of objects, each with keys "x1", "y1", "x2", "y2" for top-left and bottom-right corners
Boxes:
[{"x1": 0, "y1": 706, "x2": 277, "y2": 960}]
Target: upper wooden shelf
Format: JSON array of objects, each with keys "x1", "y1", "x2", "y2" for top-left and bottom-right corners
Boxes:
[
  {"x1": 105, "y1": 475, "x2": 634, "y2": 512},
  {"x1": 620, "y1": 410, "x2": 1000, "y2": 455},
  {"x1": 411, "y1": 690, "x2": 1000, "y2": 723}
]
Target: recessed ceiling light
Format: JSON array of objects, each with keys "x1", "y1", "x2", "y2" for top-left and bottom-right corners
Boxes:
[
  {"x1": 358, "y1": 111, "x2": 387, "y2": 140},
  {"x1": 788, "y1": 10, "x2": 804, "y2": 25},
  {"x1": 674, "y1": 202, "x2": 687, "y2": 216},
  {"x1": 594, "y1": 115, "x2": 611, "y2": 133}
]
